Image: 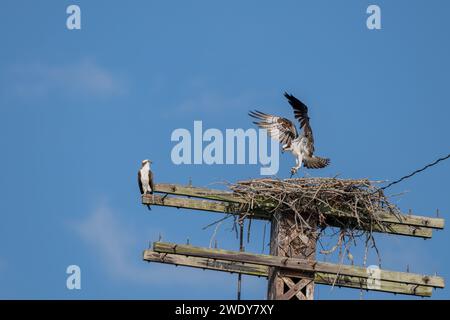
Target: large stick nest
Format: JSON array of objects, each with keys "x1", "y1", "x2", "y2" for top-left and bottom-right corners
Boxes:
[{"x1": 229, "y1": 177, "x2": 401, "y2": 264}]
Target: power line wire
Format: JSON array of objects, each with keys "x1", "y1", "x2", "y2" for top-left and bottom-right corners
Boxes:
[{"x1": 378, "y1": 153, "x2": 450, "y2": 192}]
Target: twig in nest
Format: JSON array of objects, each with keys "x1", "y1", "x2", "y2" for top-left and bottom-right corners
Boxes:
[
  {"x1": 247, "y1": 217, "x2": 252, "y2": 243},
  {"x1": 209, "y1": 221, "x2": 222, "y2": 248},
  {"x1": 320, "y1": 231, "x2": 344, "y2": 255},
  {"x1": 262, "y1": 222, "x2": 267, "y2": 253},
  {"x1": 202, "y1": 214, "x2": 233, "y2": 230}
]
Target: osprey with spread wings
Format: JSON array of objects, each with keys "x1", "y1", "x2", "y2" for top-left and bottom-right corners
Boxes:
[{"x1": 249, "y1": 92, "x2": 330, "y2": 175}]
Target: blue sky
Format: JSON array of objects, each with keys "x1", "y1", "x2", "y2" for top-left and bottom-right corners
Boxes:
[{"x1": 0, "y1": 0, "x2": 449, "y2": 299}]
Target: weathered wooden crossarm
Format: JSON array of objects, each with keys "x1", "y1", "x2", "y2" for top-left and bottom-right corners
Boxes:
[
  {"x1": 371, "y1": 211, "x2": 444, "y2": 229},
  {"x1": 143, "y1": 194, "x2": 269, "y2": 220},
  {"x1": 326, "y1": 215, "x2": 433, "y2": 238},
  {"x1": 143, "y1": 250, "x2": 434, "y2": 297},
  {"x1": 152, "y1": 242, "x2": 444, "y2": 290},
  {"x1": 144, "y1": 250, "x2": 268, "y2": 277},
  {"x1": 143, "y1": 194, "x2": 436, "y2": 238},
  {"x1": 153, "y1": 183, "x2": 244, "y2": 203},
  {"x1": 143, "y1": 183, "x2": 445, "y2": 239},
  {"x1": 152, "y1": 183, "x2": 444, "y2": 229}
]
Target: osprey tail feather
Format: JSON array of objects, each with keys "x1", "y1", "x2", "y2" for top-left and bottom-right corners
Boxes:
[{"x1": 303, "y1": 156, "x2": 330, "y2": 169}]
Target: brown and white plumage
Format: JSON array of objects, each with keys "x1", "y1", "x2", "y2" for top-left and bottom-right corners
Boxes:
[
  {"x1": 249, "y1": 92, "x2": 330, "y2": 174},
  {"x1": 138, "y1": 159, "x2": 154, "y2": 210},
  {"x1": 248, "y1": 110, "x2": 297, "y2": 146}
]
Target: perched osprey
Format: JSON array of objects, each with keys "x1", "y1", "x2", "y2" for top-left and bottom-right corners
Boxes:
[
  {"x1": 249, "y1": 92, "x2": 330, "y2": 175},
  {"x1": 138, "y1": 159, "x2": 154, "y2": 210}
]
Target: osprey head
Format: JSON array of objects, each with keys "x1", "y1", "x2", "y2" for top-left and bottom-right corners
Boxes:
[{"x1": 141, "y1": 159, "x2": 152, "y2": 166}]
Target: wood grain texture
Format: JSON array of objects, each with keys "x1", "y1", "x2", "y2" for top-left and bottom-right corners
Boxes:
[
  {"x1": 143, "y1": 250, "x2": 434, "y2": 297},
  {"x1": 152, "y1": 242, "x2": 444, "y2": 289}
]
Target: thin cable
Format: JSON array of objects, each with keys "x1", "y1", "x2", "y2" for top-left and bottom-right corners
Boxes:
[{"x1": 378, "y1": 153, "x2": 450, "y2": 192}]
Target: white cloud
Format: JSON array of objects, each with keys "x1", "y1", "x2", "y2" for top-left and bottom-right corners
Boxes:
[
  {"x1": 5, "y1": 60, "x2": 126, "y2": 99},
  {"x1": 72, "y1": 204, "x2": 139, "y2": 281},
  {"x1": 71, "y1": 202, "x2": 226, "y2": 286}
]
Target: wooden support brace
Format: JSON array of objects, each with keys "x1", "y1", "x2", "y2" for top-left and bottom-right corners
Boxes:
[{"x1": 143, "y1": 251, "x2": 436, "y2": 297}]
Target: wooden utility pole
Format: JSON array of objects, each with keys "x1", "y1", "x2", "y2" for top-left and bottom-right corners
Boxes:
[
  {"x1": 268, "y1": 211, "x2": 317, "y2": 300},
  {"x1": 141, "y1": 182, "x2": 445, "y2": 299}
]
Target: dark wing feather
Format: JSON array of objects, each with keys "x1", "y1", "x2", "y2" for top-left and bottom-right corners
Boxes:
[
  {"x1": 284, "y1": 92, "x2": 314, "y2": 144},
  {"x1": 138, "y1": 170, "x2": 144, "y2": 194},
  {"x1": 249, "y1": 110, "x2": 297, "y2": 145}
]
